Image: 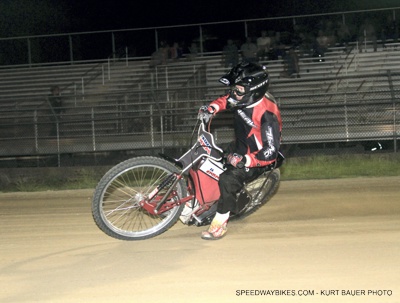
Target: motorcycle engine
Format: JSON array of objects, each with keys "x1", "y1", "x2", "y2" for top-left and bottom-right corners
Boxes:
[{"x1": 190, "y1": 203, "x2": 218, "y2": 226}]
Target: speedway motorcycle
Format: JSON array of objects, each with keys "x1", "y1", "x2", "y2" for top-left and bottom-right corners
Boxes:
[{"x1": 91, "y1": 115, "x2": 284, "y2": 240}]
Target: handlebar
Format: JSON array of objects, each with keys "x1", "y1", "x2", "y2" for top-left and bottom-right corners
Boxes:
[{"x1": 236, "y1": 162, "x2": 245, "y2": 169}]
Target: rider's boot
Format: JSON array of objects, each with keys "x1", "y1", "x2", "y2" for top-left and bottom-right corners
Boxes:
[{"x1": 201, "y1": 211, "x2": 230, "y2": 240}]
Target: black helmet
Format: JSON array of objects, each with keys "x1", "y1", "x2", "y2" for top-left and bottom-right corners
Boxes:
[{"x1": 219, "y1": 61, "x2": 269, "y2": 107}]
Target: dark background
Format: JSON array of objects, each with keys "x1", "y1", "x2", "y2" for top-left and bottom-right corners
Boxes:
[{"x1": 1, "y1": 0, "x2": 399, "y2": 36}]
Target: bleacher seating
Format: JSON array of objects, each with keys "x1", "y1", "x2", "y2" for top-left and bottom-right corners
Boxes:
[
  {"x1": 1, "y1": 43, "x2": 398, "y2": 109},
  {"x1": 1, "y1": 42, "x2": 399, "y2": 159}
]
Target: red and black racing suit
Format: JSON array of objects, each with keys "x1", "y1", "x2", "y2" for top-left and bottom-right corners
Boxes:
[{"x1": 208, "y1": 92, "x2": 282, "y2": 214}]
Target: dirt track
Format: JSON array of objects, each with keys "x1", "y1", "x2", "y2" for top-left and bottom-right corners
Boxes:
[{"x1": 1, "y1": 177, "x2": 399, "y2": 303}]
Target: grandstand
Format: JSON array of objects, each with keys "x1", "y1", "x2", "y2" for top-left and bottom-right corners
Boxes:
[{"x1": 1, "y1": 35, "x2": 399, "y2": 167}]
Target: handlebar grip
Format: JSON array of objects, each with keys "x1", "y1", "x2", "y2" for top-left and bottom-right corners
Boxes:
[{"x1": 236, "y1": 162, "x2": 245, "y2": 169}]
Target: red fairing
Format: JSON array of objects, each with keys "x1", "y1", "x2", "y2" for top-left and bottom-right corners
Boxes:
[{"x1": 189, "y1": 169, "x2": 220, "y2": 203}]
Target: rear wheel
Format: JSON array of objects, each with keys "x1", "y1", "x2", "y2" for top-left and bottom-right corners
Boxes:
[
  {"x1": 92, "y1": 156, "x2": 186, "y2": 240},
  {"x1": 230, "y1": 168, "x2": 280, "y2": 220}
]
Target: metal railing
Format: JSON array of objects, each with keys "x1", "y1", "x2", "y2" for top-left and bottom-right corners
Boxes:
[{"x1": 1, "y1": 80, "x2": 399, "y2": 167}]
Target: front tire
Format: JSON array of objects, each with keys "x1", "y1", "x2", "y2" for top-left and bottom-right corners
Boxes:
[{"x1": 92, "y1": 156, "x2": 186, "y2": 240}]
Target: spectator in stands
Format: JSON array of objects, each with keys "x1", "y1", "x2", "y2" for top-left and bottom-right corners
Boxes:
[
  {"x1": 149, "y1": 48, "x2": 165, "y2": 67},
  {"x1": 324, "y1": 20, "x2": 337, "y2": 46},
  {"x1": 268, "y1": 31, "x2": 287, "y2": 60},
  {"x1": 335, "y1": 21, "x2": 352, "y2": 51},
  {"x1": 381, "y1": 15, "x2": 399, "y2": 47},
  {"x1": 47, "y1": 85, "x2": 64, "y2": 137},
  {"x1": 358, "y1": 18, "x2": 377, "y2": 52},
  {"x1": 48, "y1": 85, "x2": 63, "y2": 116},
  {"x1": 222, "y1": 39, "x2": 239, "y2": 68},
  {"x1": 149, "y1": 41, "x2": 169, "y2": 67},
  {"x1": 256, "y1": 30, "x2": 271, "y2": 62},
  {"x1": 291, "y1": 24, "x2": 305, "y2": 50},
  {"x1": 169, "y1": 42, "x2": 183, "y2": 61},
  {"x1": 296, "y1": 26, "x2": 314, "y2": 56},
  {"x1": 280, "y1": 47, "x2": 300, "y2": 78},
  {"x1": 186, "y1": 42, "x2": 199, "y2": 61},
  {"x1": 161, "y1": 41, "x2": 171, "y2": 61},
  {"x1": 240, "y1": 37, "x2": 258, "y2": 63},
  {"x1": 313, "y1": 29, "x2": 330, "y2": 61}
]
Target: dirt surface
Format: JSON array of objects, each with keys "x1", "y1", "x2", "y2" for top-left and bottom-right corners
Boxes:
[{"x1": 0, "y1": 177, "x2": 399, "y2": 303}]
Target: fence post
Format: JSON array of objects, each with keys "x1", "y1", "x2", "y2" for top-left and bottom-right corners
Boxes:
[
  {"x1": 393, "y1": 101, "x2": 397, "y2": 153},
  {"x1": 160, "y1": 113, "x2": 164, "y2": 154},
  {"x1": 387, "y1": 70, "x2": 398, "y2": 152},
  {"x1": 108, "y1": 57, "x2": 111, "y2": 80},
  {"x1": 69, "y1": 35, "x2": 74, "y2": 64},
  {"x1": 138, "y1": 83, "x2": 142, "y2": 102},
  {"x1": 155, "y1": 66, "x2": 159, "y2": 88},
  {"x1": 27, "y1": 38, "x2": 32, "y2": 67},
  {"x1": 344, "y1": 93, "x2": 349, "y2": 140},
  {"x1": 165, "y1": 66, "x2": 170, "y2": 101},
  {"x1": 363, "y1": 29, "x2": 367, "y2": 52},
  {"x1": 199, "y1": 25, "x2": 204, "y2": 54},
  {"x1": 155, "y1": 29, "x2": 159, "y2": 51},
  {"x1": 150, "y1": 105, "x2": 154, "y2": 147},
  {"x1": 91, "y1": 108, "x2": 96, "y2": 152},
  {"x1": 102, "y1": 64, "x2": 105, "y2": 85},
  {"x1": 112, "y1": 32, "x2": 116, "y2": 60},
  {"x1": 74, "y1": 83, "x2": 77, "y2": 106},
  {"x1": 34, "y1": 110, "x2": 39, "y2": 153},
  {"x1": 56, "y1": 122, "x2": 60, "y2": 167},
  {"x1": 81, "y1": 77, "x2": 85, "y2": 101}
]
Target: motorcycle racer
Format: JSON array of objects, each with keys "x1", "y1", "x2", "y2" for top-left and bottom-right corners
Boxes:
[{"x1": 199, "y1": 61, "x2": 282, "y2": 240}]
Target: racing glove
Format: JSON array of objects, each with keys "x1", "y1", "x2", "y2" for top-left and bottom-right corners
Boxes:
[
  {"x1": 198, "y1": 105, "x2": 215, "y2": 123},
  {"x1": 227, "y1": 153, "x2": 245, "y2": 168}
]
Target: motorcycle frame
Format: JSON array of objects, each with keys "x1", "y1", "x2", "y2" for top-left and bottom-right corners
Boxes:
[{"x1": 140, "y1": 118, "x2": 226, "y2": 216}]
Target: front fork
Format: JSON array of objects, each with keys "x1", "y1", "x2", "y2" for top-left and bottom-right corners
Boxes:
[{"x1": 139, "y1": 173, "x2": 192, "y2": 215}]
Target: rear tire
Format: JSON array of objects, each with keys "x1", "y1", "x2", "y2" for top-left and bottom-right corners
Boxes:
[{"x1": 230, "y1": 169, "x2": 280, "y2": 220}]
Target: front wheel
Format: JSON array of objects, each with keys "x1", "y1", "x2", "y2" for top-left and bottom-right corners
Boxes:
[
  {"x1": 230, "y1": 168, "x2": 281, "y2": 220},
  {"x1": 92, "y1": 156, "x2": 187, "y2": 241}
]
